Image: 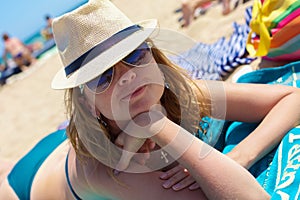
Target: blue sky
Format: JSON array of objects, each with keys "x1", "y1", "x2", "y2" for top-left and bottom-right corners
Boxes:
[{"x1": 0, "y1": 0, "x2": 87, "y2": 56}]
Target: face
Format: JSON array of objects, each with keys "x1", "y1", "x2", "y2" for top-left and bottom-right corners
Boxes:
[{"x1": 83, "y1": 42, "x2": 165, "y2": 127}]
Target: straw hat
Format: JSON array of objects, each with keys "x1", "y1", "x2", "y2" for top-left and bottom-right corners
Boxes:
[{"x1": 51, "y1": 0, "x2": 157, "y2": 89}]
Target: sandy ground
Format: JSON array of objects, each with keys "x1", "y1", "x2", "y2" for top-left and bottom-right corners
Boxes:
[{"x1": 0, "y1": 0, "x2": 253, "y2": 162}]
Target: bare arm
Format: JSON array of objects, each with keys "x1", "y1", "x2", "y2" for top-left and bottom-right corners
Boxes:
[
  {"x1": 114, "y1": 110, "x2": 270, "y2": 199},
  {"x1": 181, "y1": 0, "x2": 213, "y2": 27},
  {"x1": 73, "y1": 128, "x2": 268, "y2": 200},
  {"x1": 201, "y1": 80, "x2": 300, "y2": 168},
  {"x1": 150, "y1": 117, "x2": 270, "y2": 199}
]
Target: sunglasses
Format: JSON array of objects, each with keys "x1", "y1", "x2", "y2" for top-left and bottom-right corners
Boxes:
[{"x1": 83, "y1": 42, "x2": 153, "y2": 94}]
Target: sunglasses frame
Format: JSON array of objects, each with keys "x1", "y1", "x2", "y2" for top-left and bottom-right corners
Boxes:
[{"x1": 82, "y1": 41, "x2": 153, "y2": 95}]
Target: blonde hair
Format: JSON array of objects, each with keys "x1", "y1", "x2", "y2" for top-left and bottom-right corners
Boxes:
[{"x1": 65, "y1": 43, "x2": 211, "y2": 165}]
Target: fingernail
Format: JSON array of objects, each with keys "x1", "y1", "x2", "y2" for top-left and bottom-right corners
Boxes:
[
  {"x1": 113, "y1": 169, "x2": 120, "y2": 175},
  {"x1": 160, "y1": 173, "x2": 167, "y2": 179},
  {"x1": 172, "y1": 183, "x2": 181, "y2": 191},
  {"x1": 162, "y1": 181, "x2": 171, "y2": 188},
  {"x1": 189, "y1": 184, "x2": 197, "y2": 190}
]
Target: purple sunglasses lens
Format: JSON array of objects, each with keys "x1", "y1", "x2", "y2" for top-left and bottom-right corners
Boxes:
[
  {"x1": 86, "y1": 67, "x2": 114, "y2": 93},
  {"x1": 122, "y1": 42, "x2": 151, "y2": 65},
  {"x1": 85, "y1": 42, "x2": 152, "y2": 93}
]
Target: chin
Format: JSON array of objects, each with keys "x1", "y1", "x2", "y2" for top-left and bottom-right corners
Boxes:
[
  {"x1": 129, "y1": 104, "x2": 152, "y2": 118},
  {"x1": 112, "y1": 84, "x2": 164, "y2": 120}
]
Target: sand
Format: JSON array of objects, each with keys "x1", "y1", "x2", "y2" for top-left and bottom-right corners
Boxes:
[{"x1": 0, "y1": 0, "x2": 253, "y2": 162}]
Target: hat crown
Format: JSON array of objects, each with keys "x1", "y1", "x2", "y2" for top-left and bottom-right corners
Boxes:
[
  {"x1": 51, "y1": 0, "x2": 157, "y2": 89},
  {"x1": 52, "y1": 0, "x2": 134, "y2": 67}
]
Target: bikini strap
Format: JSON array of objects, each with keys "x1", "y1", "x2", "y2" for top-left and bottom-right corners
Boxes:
[{"x1": 65, "y1": 150, "x2": 82, "y2": 200}]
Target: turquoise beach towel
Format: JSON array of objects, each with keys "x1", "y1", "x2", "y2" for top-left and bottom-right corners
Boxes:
[
  {"x1": 223, "y1": 61, "x2": 300, "y2": 199},
  {"x1": 257, "y1": 126, "x2": 300, "y2": 199}
]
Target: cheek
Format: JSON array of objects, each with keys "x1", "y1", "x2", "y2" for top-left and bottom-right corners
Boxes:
[
  {"x1": 84, "y1": 86, "x2": 118, "y2": 120},
  {"x1": 94, "y1": 95, "x2": 115, "y2": 119},
  {"x1": 95, "y1": 84, "x2": 164, "y2": 121},
  {"x1": 149, "y1": 84, "x2": 164, "y2": 103}
]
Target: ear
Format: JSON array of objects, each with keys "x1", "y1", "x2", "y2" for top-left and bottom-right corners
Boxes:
[{"x1": 78, "y1": 96, "x2": 100, "y2": 118}]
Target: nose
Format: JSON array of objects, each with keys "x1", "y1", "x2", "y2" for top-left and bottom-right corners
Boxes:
[{"x1": 118, "y1": 69, "x2": 136, "y2": 86}]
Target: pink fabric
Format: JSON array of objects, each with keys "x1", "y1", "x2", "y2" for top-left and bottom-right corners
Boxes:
[
  {"x1": 271, "y1": 28, "x2": 280, "y2": 35},
  {"x1": 265, "y1": 48, "x2": 300, "y2": 61},
  {"x1": 277, "y1": 7, "x2": 300, "y2": 29}
]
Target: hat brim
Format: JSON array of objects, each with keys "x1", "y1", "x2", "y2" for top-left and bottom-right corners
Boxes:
[{"x1": 51, "y1": 19, "x2": 157, "y2": 89}]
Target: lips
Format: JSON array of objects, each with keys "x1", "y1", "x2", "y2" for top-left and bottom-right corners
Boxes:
[
  {"x1": 121, "y1": 85, "x2": 146, "y2": 101},
  {"x1": 132, "y1": 85, "x2": 146, "y2": 96}
]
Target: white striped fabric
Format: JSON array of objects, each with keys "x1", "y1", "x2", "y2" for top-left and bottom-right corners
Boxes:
[{"x1": 170, "y1": 6, "x2": 255, "y2": 80}]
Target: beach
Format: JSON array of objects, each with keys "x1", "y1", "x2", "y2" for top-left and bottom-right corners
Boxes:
[{"x1": 0, "y1": 0, "x2": 253, "y2": 162}]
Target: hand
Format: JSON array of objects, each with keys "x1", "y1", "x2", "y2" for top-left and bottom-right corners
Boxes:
[
  {"x1": 114, "y1": 133, "x2": 146, "y2": 172},
  {"x1": 115, "y1": 105, "x2": 167, "y2": 172},
  {"x1": 160, "y1": 165, "x2": 200, "y2": 191},
  {"x1": 115, "y1": 132, "x2": 156, "y2": 166}
]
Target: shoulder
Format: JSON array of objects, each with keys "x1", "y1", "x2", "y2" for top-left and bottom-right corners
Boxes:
[
  {"x1": 69, "y1": 150, "x2": 207, "y2": 200},
  {"x1": 30, "y1": 140, "x2": 72, "y2": 199},
  {"x1": 67, "y1": 149, "x2": 113, "y2": 199}
]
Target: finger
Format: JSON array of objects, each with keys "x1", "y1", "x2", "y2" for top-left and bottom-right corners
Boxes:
[
  {"x1": 137, "y1": 140, "x2": 149, "y2": 153},
  {"x1": 189, "y1": 182, "x2": 200, "y2": 191},
  {"x1": 142, "y1": 139, "x2": 155, "y2": 152},
  {"x1": 115, "y1": 150, "x2": 135, "y2": 172},
  {"x1": 115, "y1": 135, "x2": 146, "y2": 171},
  {"x1": 159, "y1": 165, "x2": 183, "y2": 179},
  {"x1": 116, "y1": 135, "x2": 153, "y2": 167},
  {"x1": 114, "y1": 132, "x2": 125, "y2": 147},
  {"x1": 172, "y1": 176, "x2": 197, "y2": 191},
  {"x1": 162, "y1": 170, "x2": 189, "y2": 189},
  {"x1": 133, "y1": 139, "x2": 154, "y2": 165},
  {"x1": 123, "y1": 134, "x2": 146, "y2": 153},
  {"x1": 133, "y1": 152, "x2": 150, "y2": 165},
  {"x1": 148, "y1": 139, "x2": 156, "y2": 150}
]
